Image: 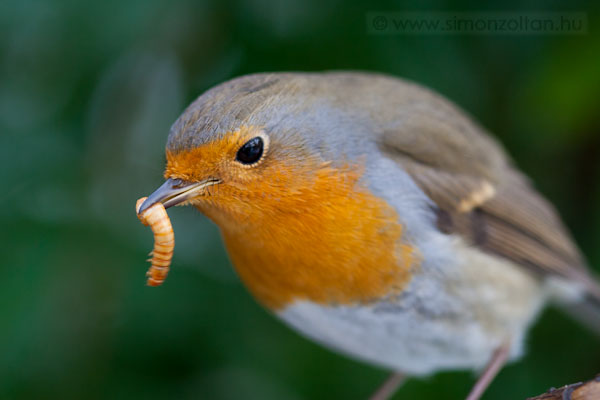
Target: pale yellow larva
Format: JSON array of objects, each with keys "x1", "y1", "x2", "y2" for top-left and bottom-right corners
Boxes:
[{"x1": 135, "y1": 197, "x2": 174, "y2": 286}]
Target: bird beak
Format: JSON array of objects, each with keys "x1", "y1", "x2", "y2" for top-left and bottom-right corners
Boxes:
[{"x1": 137, "y1": 177, "x2": 220, "y2": 214}]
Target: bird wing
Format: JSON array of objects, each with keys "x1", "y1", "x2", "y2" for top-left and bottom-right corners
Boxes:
[{"x1": 379, "y1": 107, "x2": 592, "y2": 288}]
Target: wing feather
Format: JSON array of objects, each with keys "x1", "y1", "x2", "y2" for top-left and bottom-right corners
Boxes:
[{"x1": 381, "y1": 130, "x2": 590, "y2": 285}]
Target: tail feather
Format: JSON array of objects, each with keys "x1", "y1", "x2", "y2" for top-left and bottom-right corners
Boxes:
[{"x1": 560, "y1": 281, "x2": 600, "y2": 336}]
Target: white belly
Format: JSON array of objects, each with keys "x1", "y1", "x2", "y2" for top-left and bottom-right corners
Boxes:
[{"x1": 277, "y1": 236, "x2": 547, "y2": 376}]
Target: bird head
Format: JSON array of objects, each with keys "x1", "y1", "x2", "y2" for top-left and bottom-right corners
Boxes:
[{"x1": 138, "y1": 73, "x2": 362, "y2": 232}]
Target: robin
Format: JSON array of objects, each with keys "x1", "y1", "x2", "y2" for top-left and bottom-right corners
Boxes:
[{"x1": 138, "y1": 72, "x2": 600, "y2": 399}]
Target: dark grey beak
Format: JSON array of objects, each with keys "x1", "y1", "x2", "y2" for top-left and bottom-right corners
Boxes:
[{"x1": 137, "y1": 177, "x2": 219, "y2": 214}]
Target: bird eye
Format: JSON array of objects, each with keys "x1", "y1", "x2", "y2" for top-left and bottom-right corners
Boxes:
[{"x1": 236, "y1": 137, "x2": 264, "y2": 165}]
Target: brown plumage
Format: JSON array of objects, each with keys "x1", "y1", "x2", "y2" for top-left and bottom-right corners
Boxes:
[{"x1": 378, "y1": 96, "x2": 597, "y2": 296}]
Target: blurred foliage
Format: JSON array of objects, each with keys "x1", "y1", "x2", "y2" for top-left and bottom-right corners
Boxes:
[{"x1": 1, "y1": 0, "x2": 600, "y2": 399}]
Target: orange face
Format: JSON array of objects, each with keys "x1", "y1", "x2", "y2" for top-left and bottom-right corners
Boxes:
[{"x1": 164, "y1": 125, "x2": 418, "y2": 310}]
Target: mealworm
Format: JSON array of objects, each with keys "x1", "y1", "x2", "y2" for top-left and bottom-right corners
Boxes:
[{"x1": 135, "y1": 197, "x2": 174, "y2": 287}]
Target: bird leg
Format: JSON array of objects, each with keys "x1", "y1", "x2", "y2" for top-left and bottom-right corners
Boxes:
[
  {"x1": 466, "y1": 342, "x2": 511, "y2": 400},
  {"x1": 369, "y1": 372, "x2": 406, "y2": 400}
]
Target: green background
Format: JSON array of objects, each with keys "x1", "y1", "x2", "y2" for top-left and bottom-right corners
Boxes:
[{"x1": 1, "y1": 0, "x2": 599, "y2": 399}]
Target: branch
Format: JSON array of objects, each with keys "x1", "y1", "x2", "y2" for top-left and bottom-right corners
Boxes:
[{"x1": 527, "y1": 375, "x2": 600, "y2": 400}]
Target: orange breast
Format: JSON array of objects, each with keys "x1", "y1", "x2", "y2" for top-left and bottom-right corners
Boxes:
[
  {"x1": 165, "y1": 129, "x2": 418, "y2": 310},
  {"x1": 213, "y1": 165, "x2": 416, "y2": 310}
]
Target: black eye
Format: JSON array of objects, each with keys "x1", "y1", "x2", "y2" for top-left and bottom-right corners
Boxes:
[{"x1": 236, "y1": 137, "x2": 264, "y2": 165}]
